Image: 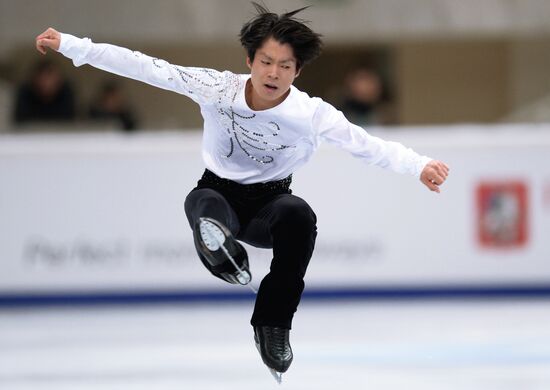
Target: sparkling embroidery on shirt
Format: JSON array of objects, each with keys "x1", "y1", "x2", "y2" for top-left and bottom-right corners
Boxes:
[
  {"x1": 126, "y1": 61, "x2": 295, "y2": 166},
  {"x1": 152, "y1": 58, "x2": 163, "y2": 68},
  {"x1": 173, "y1": 67, "x2": 219, "y2": 86},
  {"x1": 167, "y1": 66, "x2": 221, "y2": 101},
  {"x1": 220, "y1": 108, "x2": 295, "y2": 164}
]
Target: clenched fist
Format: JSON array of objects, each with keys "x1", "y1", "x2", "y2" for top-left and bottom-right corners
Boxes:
[
  {"x1": 420, "y1": 160, "x2": 450, "y2": 193},
  {"x1": 36, "y1": 27, "x2": 61, "y2": 54}
]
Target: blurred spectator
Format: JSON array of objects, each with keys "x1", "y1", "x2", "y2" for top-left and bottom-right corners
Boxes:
[
  {"x1": 0, "y1": 79, "x2": 12, "y2": 132},
  {"x1": 340, "y1": 67, "x2": 383, "y2": 126},
  {"x1": 13, "y1": 60, "x2": 76, "y2": 125},
  {"x1": 89, "y1": 81, "x2": 138, "y2": 131}
]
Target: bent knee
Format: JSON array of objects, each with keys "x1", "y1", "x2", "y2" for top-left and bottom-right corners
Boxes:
[
  {"x1": 185, "y1": 189, "x2": 225, "y2": 211},
  {"x1": 275, "y1": 197, "x2": 317, "y2": 229}
]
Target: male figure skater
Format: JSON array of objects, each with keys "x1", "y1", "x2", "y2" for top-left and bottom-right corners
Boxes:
[{"x1": 36, "y1": 3, "x2": 449, "y2": 379}]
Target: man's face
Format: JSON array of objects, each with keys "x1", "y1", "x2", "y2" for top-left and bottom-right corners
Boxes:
[{"x1": 246, "y1": 37, "x2": 300, "y2": 110}]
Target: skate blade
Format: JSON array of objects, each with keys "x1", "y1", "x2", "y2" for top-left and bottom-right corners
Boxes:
[
  {"x1": 235, "y1": 270, "x2": 251, "y2": 285},
  {"x1": 267, "y1": 367, "x2": 282, "y2": 384},
  {"x1": 255, "y1": 341, "x2": 283, "y2": 384}
]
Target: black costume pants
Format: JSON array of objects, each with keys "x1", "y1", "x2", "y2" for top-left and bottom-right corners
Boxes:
[{"x1": 184, "y1": 170, "x2": 317, "y2": 329}]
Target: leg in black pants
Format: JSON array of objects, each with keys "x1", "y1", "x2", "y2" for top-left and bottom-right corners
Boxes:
[
  {"x1": 240, "y1": 194, "x2": 317, "y2": 329},
  {"x1": 184, "y1": 187, "x2": 317, "y2": 329}
]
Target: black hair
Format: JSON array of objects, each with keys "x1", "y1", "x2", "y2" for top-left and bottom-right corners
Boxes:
[{"x1": 239, "y1": 2, "x2": 323, "y2": 71}]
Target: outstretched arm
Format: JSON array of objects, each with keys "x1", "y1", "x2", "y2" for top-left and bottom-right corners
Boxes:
[
  {"x1": 35, "y1": 27, "x2": 223, "y2": 105},
  {"x1": 314, "y1": 100, "x2": 450, "y2": 193}
]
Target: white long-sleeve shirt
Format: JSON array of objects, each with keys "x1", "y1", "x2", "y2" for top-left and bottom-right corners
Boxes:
[{"x1": 59, "y1": 33, "x2": 431, "y2": 184}]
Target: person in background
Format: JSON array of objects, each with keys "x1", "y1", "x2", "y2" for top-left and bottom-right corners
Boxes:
[
  {"x1": 0, "y1": 79, "x2": 12, "y2": 132},
  {"x1": 13, "y1": 59, "x2": 76, "y2": 125},
  {"x1": 340, "y1": 66, "x2": 383, "y2": 126},
  {"x1": 89, "y1": 81, "x2": 138, "y2": 131}
]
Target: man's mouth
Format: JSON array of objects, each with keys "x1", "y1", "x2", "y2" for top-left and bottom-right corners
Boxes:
[{"x1": 264, "y1": 83, "x2": 278, "y2": 91}]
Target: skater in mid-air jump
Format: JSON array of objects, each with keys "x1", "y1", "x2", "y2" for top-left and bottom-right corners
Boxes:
[{"x1": 36, "y1": 2, "x2": 449, "y2": 381}]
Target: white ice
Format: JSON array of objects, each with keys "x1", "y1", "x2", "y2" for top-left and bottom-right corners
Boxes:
[{"x1": 1, "y1": 300, "x2": 550, "y2": 390}]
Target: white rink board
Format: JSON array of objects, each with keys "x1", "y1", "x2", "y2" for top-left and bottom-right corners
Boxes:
[{"x1": 1, "y1": 125, "x2": 550, "y2": 294}]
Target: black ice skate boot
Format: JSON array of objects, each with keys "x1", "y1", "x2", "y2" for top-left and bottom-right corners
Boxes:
[
  {"x1": 254, "y1": 326, "x2": 293, "y2": 382},
  {"x1": 193, "y1": 217, "x2": 251, "y2": 285}
]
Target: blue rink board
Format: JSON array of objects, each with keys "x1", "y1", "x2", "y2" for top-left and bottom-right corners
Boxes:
[{"x1": 1, "y1": 283, "x2": 550, "y2": 307}]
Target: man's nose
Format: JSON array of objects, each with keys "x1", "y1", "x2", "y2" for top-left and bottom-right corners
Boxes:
[{"x1": 267, "y1": 65, "x2": 279, "y2": 79}]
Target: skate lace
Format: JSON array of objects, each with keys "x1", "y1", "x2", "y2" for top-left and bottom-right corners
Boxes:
[{"x1": 268, "y1": 328, "x2": 289, "y2": 355}]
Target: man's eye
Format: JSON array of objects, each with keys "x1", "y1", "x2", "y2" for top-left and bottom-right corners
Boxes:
[{"x1": 262, "y1": 61, "x2": 270, "y2": 65}]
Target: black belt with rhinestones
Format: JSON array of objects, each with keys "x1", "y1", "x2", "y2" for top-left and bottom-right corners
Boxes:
[{"x1": 199, "y1": 169, "x2": 292, "y2": 195}]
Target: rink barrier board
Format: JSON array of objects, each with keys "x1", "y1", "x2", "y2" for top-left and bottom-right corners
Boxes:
[{"x1": 1, "y1": 126, "x2": 550, "y2": 297}]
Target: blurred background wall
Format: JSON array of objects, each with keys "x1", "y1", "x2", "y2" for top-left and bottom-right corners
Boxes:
[{"x1": 1, "y1": 0, "x2": 550, "y2": 131}]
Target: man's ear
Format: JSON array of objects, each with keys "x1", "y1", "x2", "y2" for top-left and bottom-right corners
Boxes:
[
  {"x1": 246, "y1": 57, "x2": 252, "y2": 70},
  {"x1": 295, "y1": 68, "x2": 301, "y2": 79}
]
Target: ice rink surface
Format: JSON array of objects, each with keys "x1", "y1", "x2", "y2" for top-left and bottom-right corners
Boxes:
[{"x1": 1, "y1": 299, "x2": 550, "y2": 390}]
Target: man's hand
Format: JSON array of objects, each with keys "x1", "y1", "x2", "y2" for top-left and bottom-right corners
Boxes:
[
  {"x1": 420, "y1": 160, "x2": 450, "y2": 193},
  {"x1": 36, "y1": 28, "x2": 61, "y2": 55}
]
